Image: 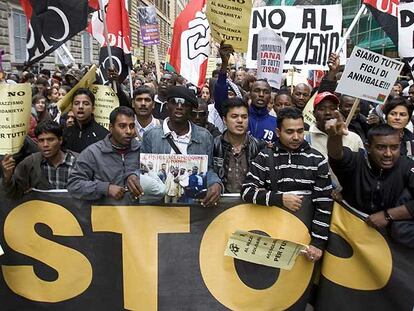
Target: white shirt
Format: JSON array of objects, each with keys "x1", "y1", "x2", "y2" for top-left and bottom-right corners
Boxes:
[
  {"x1": 162, "y1": 118, "x2": 192, "y2": 155},
  {"x1": 135, "y1": 116, "x2": 160, "y2": 140}
]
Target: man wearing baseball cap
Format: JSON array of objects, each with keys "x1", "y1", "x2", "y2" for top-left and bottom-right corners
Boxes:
[
  {"x1": 141, "y1": 86, "x2": 223, "y2": 207},
  {"x1": 306, "y1": 92, "x2": 364, "y2": 189}
]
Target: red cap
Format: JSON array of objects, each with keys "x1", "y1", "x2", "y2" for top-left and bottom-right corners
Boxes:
[{"x1": 313, "y1": 92, "x2": 339, "y2": 108}]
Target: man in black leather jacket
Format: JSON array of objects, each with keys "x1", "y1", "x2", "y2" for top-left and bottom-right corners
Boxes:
[{"x1": 213, "y1": 98, "x2": 264, "y2": 193}]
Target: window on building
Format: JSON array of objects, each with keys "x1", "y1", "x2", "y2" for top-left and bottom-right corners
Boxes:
[
  {"x1": 82, "y1": 32, "x2": 93, "y2": 65},
  {"x1": 10, "y1": 10, "x2": 27, "y2": 63}
]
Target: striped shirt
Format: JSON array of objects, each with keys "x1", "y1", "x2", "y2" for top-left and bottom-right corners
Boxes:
[
  {"x1": 41, "y1": 152, "x2": 77, "y2": 189},
  {"x1": 241, "y1": 142, "x2": 333, "y2": 249}
]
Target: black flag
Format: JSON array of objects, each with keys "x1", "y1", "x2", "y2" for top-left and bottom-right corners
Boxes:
[{"x1": 20, "y1": 0, "x2": 90, "y2": 66}]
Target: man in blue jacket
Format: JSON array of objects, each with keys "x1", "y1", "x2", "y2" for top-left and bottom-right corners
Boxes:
[{"x1": 248, "y1": 79, "x2": 277, "y2": 143}]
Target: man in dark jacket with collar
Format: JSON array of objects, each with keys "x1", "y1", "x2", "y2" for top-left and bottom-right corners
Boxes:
[
  {"x1": 63, "y1": 88, "x2": 109, "y2": 153},
  {"x1": 241, "y1": 107, "x2": 333, "y2": 262},
  {"x1": 213, "y1": 97, "x2": 263, "y2": 193},
  {"x1": 68, "y1": 106, "x2": 143, "y2": 201},
  {"x1": 142, "y1": 86, "x2": 222, "y2": 207},
  {"x1": 326, "y1": 114, "x2": 414, "y2": 229}
]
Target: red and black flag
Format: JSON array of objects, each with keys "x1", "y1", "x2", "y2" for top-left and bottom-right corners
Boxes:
[
  {"x1": 362, "y1": 0, "x2": 399, "y2": 46},
  {"x1": 19, "y1": 0, "x2": 91, "y2": 66},
  {"x1": 88, "y1": 0, "x2": 132, "y2": 84}
]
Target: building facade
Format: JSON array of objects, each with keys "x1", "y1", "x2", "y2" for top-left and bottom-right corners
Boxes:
[
  {"x1": 0, "y1": 0, "x2": 100, "y2": 72},
  {"x1": 0, "y1": 0, "x2": 188, "y2": 73}
]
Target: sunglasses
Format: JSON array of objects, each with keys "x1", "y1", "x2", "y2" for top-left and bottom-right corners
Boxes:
[
  {"x1": 191, "y1": 110, "x2": 207, "y2": 117},
  {"x1": 169, "y1": 97, "x2": 192, "y2": 106}
]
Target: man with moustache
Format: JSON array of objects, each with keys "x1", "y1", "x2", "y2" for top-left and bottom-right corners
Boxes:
[
  {"x1": 68, "y1": 106, "x2": 143, "y2": 201},
  {"x1": 142, "y1": 86, "x2": 222, "y2": 207},
  {"x1": 2, "y1": 120, "x2": 77, "y2": 198},
  {"x1": 327, "y1": 117, "x2": 414, "y2": 240},
  {"x1": 307, "y1": 92, "x2": 364, "y2": 189},
  {"x1": 241, "y1": 107, "x2": 333, "y2": 262},
  {"x1": 132, "y1": 86, "x2": 160, "y2": 140}
]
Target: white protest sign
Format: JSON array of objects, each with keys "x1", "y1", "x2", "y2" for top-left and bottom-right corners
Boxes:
[
  {"x1": 398, "y1": 2, "x2": 414, "y2": 57},
  {"x1": 336, "y1": 46, "x2": 404, "y2": 105},
  {"x1": 89, "y1": 85, "x2": 119, "y2": 129},
  {"x1": 0, "y1": 83, "x2": 32, "y2": 155},
  {"x1": 257, "y1": 29, "x2": 285, "y2": 89},
  {"x1": 246, "y1": 5, "x2": 345, "y2": 70}
]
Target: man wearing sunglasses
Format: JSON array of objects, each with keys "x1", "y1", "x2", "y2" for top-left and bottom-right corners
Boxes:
[
  {"x1": 142, "y1": 86, "x2": 223, "y2": 207},
  {"x1": 191, "y1": 100, "x2": 221, "y2": 138}
]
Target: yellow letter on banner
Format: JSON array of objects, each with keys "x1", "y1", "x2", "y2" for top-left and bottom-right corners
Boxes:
[
  {"x1": 321, "y1": 203, "x2": 392, "y2": 290},
  {"x1": 2, "y1": 200, "x2": 93, "y2": 302},
  {"x1": 199, "y1": 204, "x2": 314, "y2": 311},
  {"x1": 91, "y1": 206, "x2": 190, "y2": 311}
]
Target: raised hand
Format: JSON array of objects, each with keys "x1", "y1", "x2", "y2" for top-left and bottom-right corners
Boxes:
[
  {"x1": 325, "y1": 110, "x2": 349, "y2": 137},
  {"x1": 219, "y1": 40, "x2": 234, "y2": 71}
]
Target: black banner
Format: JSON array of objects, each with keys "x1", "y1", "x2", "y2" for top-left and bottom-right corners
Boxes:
[
  {"x1": 0, "y1": 191, "x2": 315, "y2": 310},
  {"x1": 1, "y1": 190, "x2": 413, "y2": 310}
]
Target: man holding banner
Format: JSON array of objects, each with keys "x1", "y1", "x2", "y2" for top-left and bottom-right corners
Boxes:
[
  {"x1": 327, "y1": 115, "x2": 414, "y2": 245},
  {"x1": 2, "y1": 120, "x2": 77, "y2": 198},
  {"x1": 67, "y1": 106, "x2": 143, "y2": 201},
  {"x1": 242, "y1": 107, "x2": 333, "y2": 261}
]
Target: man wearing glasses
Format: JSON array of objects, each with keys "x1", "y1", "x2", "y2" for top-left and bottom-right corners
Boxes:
[
  {"x1": 191, "y1": 99, "x2": 222, "y2": 138},
  {"x1": 141, "y1": 86, "x2": 223, "y2": 207}
]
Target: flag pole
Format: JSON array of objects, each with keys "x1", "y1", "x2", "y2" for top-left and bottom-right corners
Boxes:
[
  {"x1": 98, "y1": 0, "x2": 117, "y2": 92},
  {"x1": 128, "y1": 66, "x2": 133, "y2": 98},
  {"x1": 153, "y1": 45, "x2": 162, "y2": 83},
  {"x1": 335, "y1": 4, "x2": 366, "y2": 55}
]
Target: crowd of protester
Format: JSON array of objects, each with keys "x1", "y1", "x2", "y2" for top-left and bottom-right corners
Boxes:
[{"x1": 2, "y1": 41, "x2": 414, "y2": 265}]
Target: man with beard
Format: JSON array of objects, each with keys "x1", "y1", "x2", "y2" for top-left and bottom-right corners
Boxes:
[
  {"x1": 327, "y1": 118, "x2": 414, "y2": 243},
  {"x1": 153, "y1": 72, "x2": 176, "y2": 120},
  {"x1": 67, "y1": 106, "x2": 143, "y2": 201},
  {"x1": 241, "y1": 107, "x2": 333, "y2": 262},
  {"x1": 142, "y1": 86, "x2": 222, "y2": 207},
  {"x1": 248, "y1": 80, "x2": 277, "y2": 143},
  {"x1": 307, "y1": 92, "x2": 364, "y2": 189},
  {"x1": 63, "y1": 88, "x2": 109, "y2": 153},
  {"x1": 132, "y1": 86, "x2": 160, "y2": 140},
  {"x1": 2, "y1": 120, "x2": 77, "y2": 198}
]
